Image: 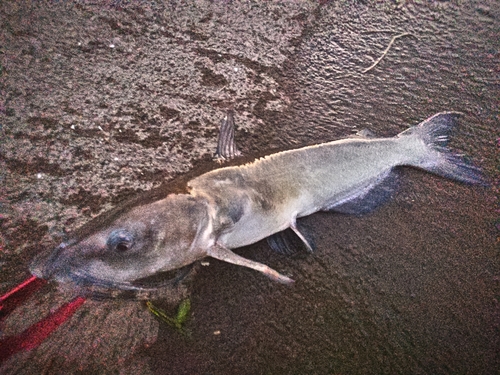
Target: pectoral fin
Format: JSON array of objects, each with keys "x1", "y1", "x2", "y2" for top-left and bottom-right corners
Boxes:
[{"x1": 207, "y1": 243, "x2": 294, "y2": 284}]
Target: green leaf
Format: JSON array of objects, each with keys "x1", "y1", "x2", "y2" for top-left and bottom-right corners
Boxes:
[{"x1": 146, "y1": 299, "x2": 191, "y2": 335}]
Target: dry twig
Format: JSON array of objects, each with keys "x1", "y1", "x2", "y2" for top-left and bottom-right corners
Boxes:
[{"x1": 362, "y1": 32, "x2": 413, "y2": 73}]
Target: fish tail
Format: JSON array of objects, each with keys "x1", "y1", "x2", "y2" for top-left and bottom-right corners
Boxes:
[{"x1": 398, "y1": 112, "x2": 486, "y2": 185}]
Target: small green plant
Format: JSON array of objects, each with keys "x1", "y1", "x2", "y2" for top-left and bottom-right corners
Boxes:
[{"x1": 146, "y1": 299, "x2": 191, "y2": 335}]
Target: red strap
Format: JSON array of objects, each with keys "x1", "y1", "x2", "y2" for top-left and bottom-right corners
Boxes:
[
  {"x1": 0, "y1": 296, "x2": 86, "y2": 362},
  {"x1": 0, "y1": 276, "x2": 46, "y2": 322}
]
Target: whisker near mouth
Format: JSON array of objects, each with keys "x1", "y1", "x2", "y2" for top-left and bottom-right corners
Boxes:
[
  {"x1": 131, "y1": 264, "x2": 194, "y2": 289},
  {"x1": 65, "y1": 265, "x2": 194, "y2": 300},
  {"x1": 68, "y1": 271, "x2": 149, "y2": 291}
]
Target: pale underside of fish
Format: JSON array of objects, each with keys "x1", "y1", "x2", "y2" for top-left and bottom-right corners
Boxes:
[{"x1": 31, "y1": 111, "x2": 484, "y2": 292}]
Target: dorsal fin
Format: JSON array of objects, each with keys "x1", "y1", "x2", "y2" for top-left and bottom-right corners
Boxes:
[{"x1": 214, "y1": 110, "x2": 241, "y2": 161}]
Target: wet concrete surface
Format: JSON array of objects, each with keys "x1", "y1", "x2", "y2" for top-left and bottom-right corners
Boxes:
[{"x1": 1, "y1": 1, "x2": 499, "y2": 374}]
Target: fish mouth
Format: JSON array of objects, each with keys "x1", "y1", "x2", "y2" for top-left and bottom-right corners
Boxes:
[
  {"x1": 31, "y1": 243, "x2": 195, "y2": 300},
  {"x1": 30, "y1": 242, "x2": 75, "y2": 280}
]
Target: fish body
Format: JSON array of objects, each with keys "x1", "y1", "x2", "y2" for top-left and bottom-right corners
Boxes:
[
  {"x1": 31, "y1": 112, "x2": 483, "y2": 290},
  {"x1": 192, "y1": 136, "x2": 409, "y2": 249}
]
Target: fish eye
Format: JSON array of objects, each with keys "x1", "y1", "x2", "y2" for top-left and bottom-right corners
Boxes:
[{"x1": 107, "y1": 229, "x2": 134, "y2": 252}]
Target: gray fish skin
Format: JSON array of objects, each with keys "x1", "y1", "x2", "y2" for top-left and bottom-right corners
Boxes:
[{"x1": 31, "y1": 112, "x2": 484, "y2": 289}]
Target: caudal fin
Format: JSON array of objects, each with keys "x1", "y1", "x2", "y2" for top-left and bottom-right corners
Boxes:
[{"x1": 399, "y1": 112, "x2": 486, "y2": 185}]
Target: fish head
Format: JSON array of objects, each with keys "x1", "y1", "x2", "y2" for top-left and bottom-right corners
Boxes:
[{"x1": 31, "y1": 194, "x2": 211, "y2": 292}]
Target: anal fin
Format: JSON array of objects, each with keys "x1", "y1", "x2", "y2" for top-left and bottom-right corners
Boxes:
[
  {"x1": 207, "y1": 243, "x2": 294, "y2": 284},
  {"x1": 326, "y1": 170, "x2": 398, "y2": 215}
]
